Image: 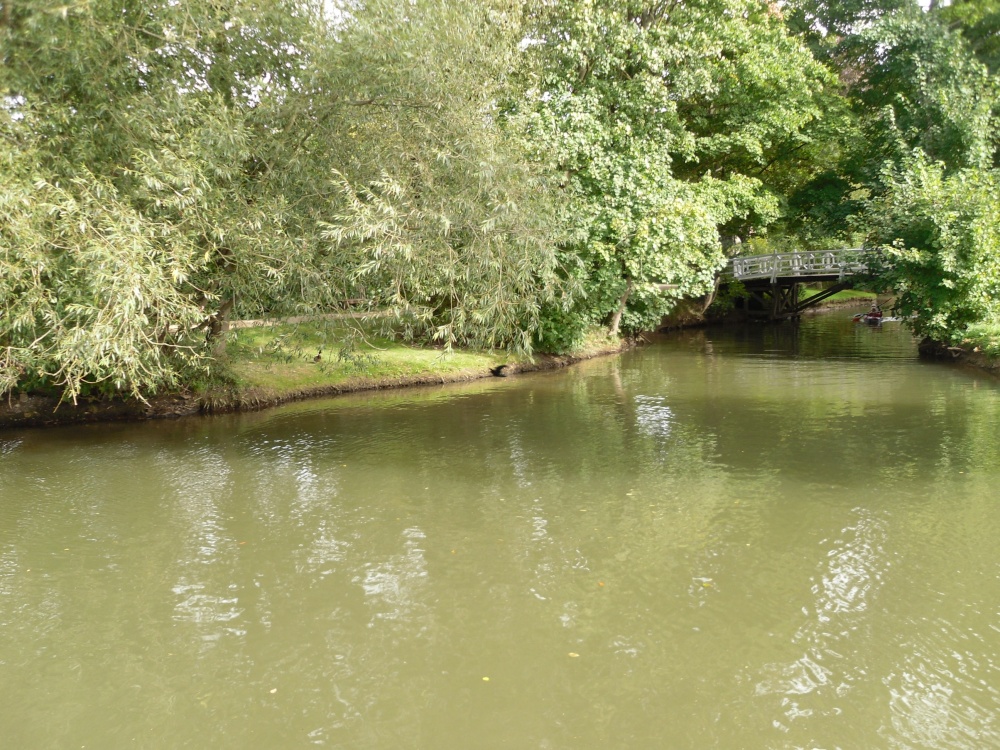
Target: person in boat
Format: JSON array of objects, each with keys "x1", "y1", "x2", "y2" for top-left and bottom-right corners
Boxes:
[{"x1": 867, "y1": 304, "x2": 883, "y2": 319}]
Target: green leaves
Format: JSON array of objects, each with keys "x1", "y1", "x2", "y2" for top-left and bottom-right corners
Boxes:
[
  {"x1": 849, "y1": 8, "x2": 998, "y2": 174},
  {"x1": 0, "y1": 167, "x2": 211, "y2": 400},
  {"x1": 309, "y1": 0, "x2": 562, "y2": 353},
  {"x1": 7, "y1": 0, "x2": 993, "y2": 401},
  {"x1": 516, "y1": 0, "x2": 834, "y2": 339},
  {"x1": 783, "y1": 5, "x2": 1000, "y2": 343},
  {"x1": 2, "y1": 0, "x2": 564, "y2": 400},
  {"x1": 0, "y1": 0, "x2": 325, "y2": 399},
  {"x1": 865, "y1": 154, "x2": 1000, "y2": 342}
]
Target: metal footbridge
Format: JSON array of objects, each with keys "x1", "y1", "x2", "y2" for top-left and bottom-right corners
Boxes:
[{"x1": 720, "y1": 247, "x2": 872, "y2": 320}]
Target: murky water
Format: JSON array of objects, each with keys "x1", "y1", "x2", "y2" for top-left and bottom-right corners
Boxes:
[{"x1": 2, "y1": 309, "x2": 999, "y2": 749}]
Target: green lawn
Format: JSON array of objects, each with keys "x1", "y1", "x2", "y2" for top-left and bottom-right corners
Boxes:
[
  {"x1": 798, "y1": 287, "x2": 878, "y2": 303},
  {"x1": 219, "y1": 320, "x2": 509, "y2": 393}
]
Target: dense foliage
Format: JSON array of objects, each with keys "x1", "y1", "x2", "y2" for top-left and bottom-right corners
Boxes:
[
  {"x1": 854, "y1": 8, "x2": 1000, "y2": 343},
  {"x1": 1, "y1": 0, "x2": 559, "y2": 399},
  {"x1": 867, "y1": 156, "x2": 1000, "y2": 341},
  {"x1": 1, "y1": 1, "x2": 327, "y2": 399},
  {"x1": 515, "y1": 0, "x2": 835, "y2": 344},
  {"x1": 2, "y1": 0, "x2": 998, "y2": 401},
  {"x1": 776, "y1": 0, "x2": 1000, "y2": 341}
]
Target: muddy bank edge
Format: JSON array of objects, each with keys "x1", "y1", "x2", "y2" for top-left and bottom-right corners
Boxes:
[{"x1": 918, "y1": 338, "x2": 1000, "y2": 377}]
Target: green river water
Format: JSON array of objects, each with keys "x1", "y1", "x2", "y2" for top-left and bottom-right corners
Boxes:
[{"x1": 2, "y1": 309, "x2": 1000, "y2": 749}]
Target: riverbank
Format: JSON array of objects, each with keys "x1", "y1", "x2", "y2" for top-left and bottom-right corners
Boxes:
[
  {"x1": 6, "y1": 301, "x2": 995, "y2": 431},
  {"x1": 0, "y1": 326, "x2": 629, "y2": 430},
  {"x1": 918, "y1": 338, "x2": 1000, "y2": 377}
]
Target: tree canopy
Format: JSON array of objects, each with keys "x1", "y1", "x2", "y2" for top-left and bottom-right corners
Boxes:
[
  {"x1": 1, "y1": 0, "x2": 560, "y2": 398},
  {"x1": 515, "y1": 0, "x2": 836, "y2": 343},
  {"x1": 2, "y1": 0, "x2": 998, "y2": 401}
]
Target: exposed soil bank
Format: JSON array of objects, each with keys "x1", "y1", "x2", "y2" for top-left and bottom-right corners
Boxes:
[
  {"x1": 918, "y1": 338, "x2": 1000, "y2": 378},
  {"x1": 0, "y1": 343, "x2": 631, "y2": 431}
]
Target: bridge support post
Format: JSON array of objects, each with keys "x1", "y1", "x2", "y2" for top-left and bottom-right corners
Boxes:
[
  {"x1": 740, "y1": 281, "x2": 801, "y2": 320},
  {"x1": 733, "y1": 279, "x2": 858, "y2": 321},
  {"x1": 773, "y1": 283, "x2": 800, "y2": 321}
]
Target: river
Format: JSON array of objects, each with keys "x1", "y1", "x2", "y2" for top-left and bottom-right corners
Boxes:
[{"x1": 2, "y1": 308, "x2": 999, "y2": 749}]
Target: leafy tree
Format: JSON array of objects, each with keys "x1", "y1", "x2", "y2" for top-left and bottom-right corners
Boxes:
[
  {"x1": 785, "y1": 7, "x2": 1000, "y2": 344},
  {"x1": 311, "y1": 0, "x2": 562, "y2": 352},
  {"x1": 1, "y1": 0, "x2": 322, "y2": 399},
  {"x1": 941, "y1": 0, "x2": 1000, "y2": 76},
  {"x1": 866, "y1": 154, "x2": 1000, "y2": 342},
  {"x1": 515, "y1": 0, "x2": 835, "y2": 341},
  {"x1": 784, "y1": 0, "x2": 914, "y2": 55},
  {"x1": 780, "y1": 5, "x2": 999, "y2": 244},
  {"x1": 0, "y1": 0, "x2": 563, "y2": 400},
  {"x1": 846, "y1": 8, "x2": 998, "y2": 178}
]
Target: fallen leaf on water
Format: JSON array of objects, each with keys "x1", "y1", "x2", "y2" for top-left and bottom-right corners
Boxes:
[
  {"x1": 568, "y1": 652, "x2": 580, "y2": 658},
  {"x1": 598, "y1": 582, "x2": 605, "y2": 587},
  {"x1": 269, "y1": 688, "x2": 277, "y2": 694},
  {"x1": 482, "y1": 677, "x2": 490, "y2": 682}
]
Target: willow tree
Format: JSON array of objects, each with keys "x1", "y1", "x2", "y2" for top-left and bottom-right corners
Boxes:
[
  {"x1": 1, "y1": 0, "x2": 563, "y2": 401},
  {"x1": 306, "y1": 0, "x2": 563, "y2": 352},
  {"x1": 0, "y1": 0, "x2": 330, "y2": 400}
]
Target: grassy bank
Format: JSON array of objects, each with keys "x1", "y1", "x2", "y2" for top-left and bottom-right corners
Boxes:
[
  {"x1": 942, "y1": 319, "x2": 1000, "y2": 376},
  {"x1": 912, "y1": 318, "x2": 1000, "y2": 377},
  {"x1": 222, "y1": 320, "x2": 510, "y2": 395},
  {"x1": 0, "y1": 320, "x2": 626, "y2": 429},
  {"x1": 217, "y1": 319, "x2": 624, "y2": 398}
]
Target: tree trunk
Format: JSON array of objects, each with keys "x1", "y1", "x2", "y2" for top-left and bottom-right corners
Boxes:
[
  {"x1": 701, "y1": 276, "x2": 721, "y2": 314},
  {"x1": 608, "y1": 278, "x2": 633, "y2": 337},
  {"x1": 207, "y1": 298, "x2": 234, "y2": 356}
]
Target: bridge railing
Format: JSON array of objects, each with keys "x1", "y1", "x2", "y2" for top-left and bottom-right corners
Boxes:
[{"x1": 724, "y1": 248, "x2": 869, "y2": 282}]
